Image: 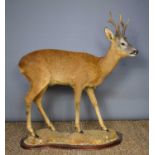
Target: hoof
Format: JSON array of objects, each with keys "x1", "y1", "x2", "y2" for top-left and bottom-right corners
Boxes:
[
  {"x1": 34, "y1": 133, "x2": 39, "y2": 138},
  {"x1": 79, "y1": 130, "x2": 84, "y2": 134},
  {"x1": 103, "y1": 128, "x2": 109, "y2": 132},
  {"x1": 75, "y1": 126, "x2": 84, "y2": 133},
  {"x1": 49, "y1": 126, "x2": 56, "y2": 131},
  {"x1": 29, "y1": 132, "x2": 36, "y2": 137},
  {"x1": 101, "y1": 127, "x2": 109, "y2": 132}
]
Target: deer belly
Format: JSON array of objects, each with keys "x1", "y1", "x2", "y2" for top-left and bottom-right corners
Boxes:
[{"x1": 49, "y1": 72, "x2": 75, "y2": 86}]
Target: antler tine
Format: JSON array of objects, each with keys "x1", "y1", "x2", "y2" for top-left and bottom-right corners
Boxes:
[
  {"x1": 116, "y1": 24, "x2": 121, "y2": 36},
  {"x1": 108, "y1": 11, "x2": 121, "y2": 36},
  {"x1": 124, "y1": 18, "x2": 130, "y2": 34},
  {"x1": 120, "y1": 14, "x2": 125, "y2": 35},
  {"x1": 119, "y1": 14, "x2": 129, "y2": 35},
  {"x1": 108, "y1": 11, "x2": 117, "y2": 29}
]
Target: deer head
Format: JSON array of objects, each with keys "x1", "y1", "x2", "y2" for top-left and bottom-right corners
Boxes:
[{"x1": 104, "y1": 12, "x2": 138, "y2": 57}]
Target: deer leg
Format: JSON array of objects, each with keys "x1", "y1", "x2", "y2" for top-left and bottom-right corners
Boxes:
[
  {"x1": 25, "y1": 98, "x2": 35, "y2": 137},
  {"x1": 74, "y1": 88, "x2": 83, "y2": 133},
  {"x1": 34, "y1": 87, "x2": 56, "y2": 131},
  {"x1": 86, "y1": 88, "x2": 108, "y2": 131},
  {"x1": 25, "y1": 87, "x2": 41, "y2": 137}
]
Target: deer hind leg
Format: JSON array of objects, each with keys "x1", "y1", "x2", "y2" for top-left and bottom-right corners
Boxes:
[
  {"x1": 74, "y1": 87, "x2": 83, "y2": 133},
  {"x1": 25, "y1": 86, "x2": 40, "y2": 137},
  {"x1": 34, "y1": 87, "x2": 56, "y2": 131},
  {"x1": 86, "y1": 88, "x2": 108, "y2": 131},
  {"x1": 25, "y1": 79, "x2": 50, "y2": 137}
]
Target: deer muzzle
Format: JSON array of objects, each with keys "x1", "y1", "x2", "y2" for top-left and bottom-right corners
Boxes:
[{"x1": 129, "y1": 49, "x2": 138, "y2": 57}]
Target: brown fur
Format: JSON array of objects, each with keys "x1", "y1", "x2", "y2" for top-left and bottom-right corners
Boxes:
[
  {"x1": 19, "y1": 46, "x2": 125, "y2": 136},
  {"x1": 19, "y1": 49, "x2": 121, "y2": 89},
  {"x1": 19, "y1": 16, "x2": 137, "y2": 136}
]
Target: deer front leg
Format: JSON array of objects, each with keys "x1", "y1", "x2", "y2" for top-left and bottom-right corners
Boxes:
[
  {"x1": 86, "y1": 88, "x2": 108, "y2": 131},
  {"x1": 74, "y1": 88, "x2": 83, "y2": 133}
]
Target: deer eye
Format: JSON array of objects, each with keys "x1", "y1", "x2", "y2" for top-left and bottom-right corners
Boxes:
[{"x1": 121, "y1": 42, "x2": 125, "y2": 46}]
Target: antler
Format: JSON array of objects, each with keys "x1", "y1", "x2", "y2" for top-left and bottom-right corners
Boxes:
[
  {"x1": 108, "y1": 11, "x2": 116, "y2": 28},
  {"x1": 108, "y1": 11, "x2": 121, "y2": 36},
  {"x1": 119, "y1": 14, "x2": 129, "y2": 35},
  {"x1": 108, "y1": 11, "x2": 129, "y2": 36}
]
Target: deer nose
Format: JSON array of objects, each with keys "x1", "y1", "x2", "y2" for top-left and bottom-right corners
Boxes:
[{"x1": 133, "y1": 49, "x2": 138, "y2": 55}]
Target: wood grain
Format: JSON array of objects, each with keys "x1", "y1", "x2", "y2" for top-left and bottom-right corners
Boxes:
[{"x1": 6, "y1": 120, "x2": 148, "y2": 155}]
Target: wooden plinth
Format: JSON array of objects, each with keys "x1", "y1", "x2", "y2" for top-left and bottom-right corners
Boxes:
[{"x1": 21, "y1": 128, "x2": 122, "y2": 150}]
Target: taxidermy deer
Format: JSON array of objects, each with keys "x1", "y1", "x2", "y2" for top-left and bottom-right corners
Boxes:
[{"x1": 19, "y1": 12, "x2": 138, "y2": 137}]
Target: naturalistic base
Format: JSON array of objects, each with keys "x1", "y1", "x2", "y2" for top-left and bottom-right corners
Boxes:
[{"x1": 21, "y1": 128, "x2": 122, "y2": 150}]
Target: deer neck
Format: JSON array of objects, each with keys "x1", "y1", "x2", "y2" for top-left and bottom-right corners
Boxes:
[{"x1": 99, "y1": 46, "x2": 122, "y2": 78}]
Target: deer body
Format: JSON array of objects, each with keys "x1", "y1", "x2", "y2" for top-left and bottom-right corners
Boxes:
[
  {"x1": 20, "y1": 49, "x2": 100, "y2": 88},
  {"x1": 19, "y1": 49, "x2": 120, "y2": 89},
  {"x1": 19, "y1": 13, "x2": 138, "y2": 137}
]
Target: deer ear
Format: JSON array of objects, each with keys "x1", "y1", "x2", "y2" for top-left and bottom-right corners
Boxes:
[{"x1": 104, "y1": 27, "x2": 114, "y2": 41}]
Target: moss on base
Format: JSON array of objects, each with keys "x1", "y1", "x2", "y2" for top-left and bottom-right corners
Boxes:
[{"x1": 21, "y1": 128, "x2": 122, "y2": 149}]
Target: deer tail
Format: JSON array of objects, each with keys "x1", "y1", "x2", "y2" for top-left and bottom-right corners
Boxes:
[{"x1": 18, "y1": 57, "x2": 26, "y2": 74}]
